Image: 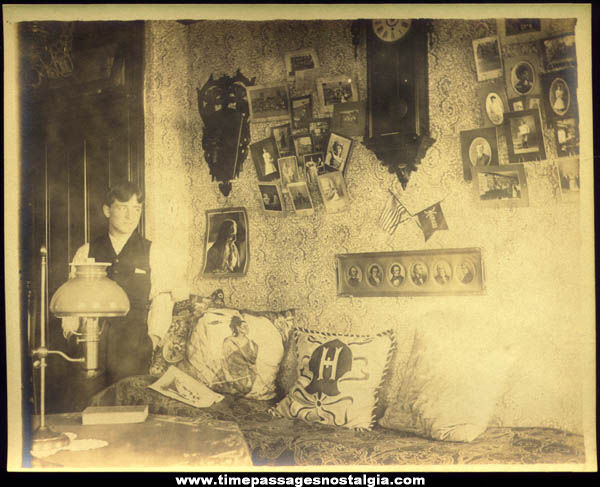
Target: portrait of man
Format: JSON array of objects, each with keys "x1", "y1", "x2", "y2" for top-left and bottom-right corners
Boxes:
[
  {"x1": 203, "y1": 209, "x2": 248, "y2": 276},
  {"x1": 434, "y1": 261, "x2": 452, "y2": 285},
  {"x1": 411, "y1": 262, "x2": 429, "y2": 286},
  {"x1": 469, "y1": 137, "x2": 492, "y2": 166},
  {"x1": 347, "y1": 266, "x2": 362, "y2": 287},
  {"x1": 367, "y1": 264, "x2": 383, "y2": 287},
  {"x1": 389, "y1": 264, "x2": 405, "y2": 287}
]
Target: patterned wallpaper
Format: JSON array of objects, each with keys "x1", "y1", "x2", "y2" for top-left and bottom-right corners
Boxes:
[{"x1": 144, "y1": 19, "x2": 584, "y2": 433}]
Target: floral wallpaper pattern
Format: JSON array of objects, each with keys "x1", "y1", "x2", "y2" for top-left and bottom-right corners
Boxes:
[{"x1": 144, "y1": 19, "x2": 583, "y2": 433}]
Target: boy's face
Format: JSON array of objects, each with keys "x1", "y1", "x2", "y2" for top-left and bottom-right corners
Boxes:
[{"x1": 103, "y1": 194, "x2": 143, "y2": 237}]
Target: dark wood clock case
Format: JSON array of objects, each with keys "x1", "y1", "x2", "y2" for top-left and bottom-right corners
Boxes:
[{"x1": 362, "y1": 19, "x2": 435, "y2": 189}]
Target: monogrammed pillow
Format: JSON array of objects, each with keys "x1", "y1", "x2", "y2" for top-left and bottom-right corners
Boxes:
[{"x1": 271, "y1": 328, "x2": 396, "y2": 430}]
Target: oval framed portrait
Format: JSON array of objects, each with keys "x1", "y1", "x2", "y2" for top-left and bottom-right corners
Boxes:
[
  {"x1": 485, "y1": 92, "x2": 505, "y2": 125},
  {"x1": 346, "y1": 265, "x2": 363, "y2": 287},
  {"x1": 456, "y1": 260, "x2": 476, "y2": 285},
  {"x1": 410, "y1": 261, "x2": 429, "y2": 286},
  {"x1": 511, "y1": 61, "x2": 535, "y2": 95},
  {"x1": 549, "y1": 77, "x2": 570, "y2": 116},
  {"x1": 433, "y1": 260, "x2": 453, "y2": 285},
  {"x1": 388, "y1": 262, "x2": 406, "y2": 287},
  {"x1": 366, "y1": 263, "x2": 384, "y2": 287},
  {"x1": 469, "y1": 137, "x2": 492, "y2": 166}
]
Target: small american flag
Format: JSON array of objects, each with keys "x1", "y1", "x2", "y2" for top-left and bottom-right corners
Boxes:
[{"x1": 378, "y1": 191, "x2": 410, "y2": 235}]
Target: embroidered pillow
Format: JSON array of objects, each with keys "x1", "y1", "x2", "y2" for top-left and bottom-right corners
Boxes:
[
  {"x1": 182, "y1": 307, "x2": 295, "y2": 400},
  {"x1": 271, "y1": 328, "x2": 396, "y2": 430},
  {"x1": 379, "y1": 319, "x2": 516, "y2": 442}
]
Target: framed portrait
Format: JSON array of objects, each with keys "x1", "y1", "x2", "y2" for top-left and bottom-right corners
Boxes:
[
  {"x1": 290, "y1": 94, "x2": 313, "y2": 133},
  {"x1": 508, "y1": 96, "x2": 526, "y2": 112},
  {"x1": 555, "y1": 157, "x2": 580, "y2": 202},
  {"x1": 284, "y1": 47, "x2": 319, "y2": 79},
  {"x1": 473, "y1": 164, "x2": 529, "y2": 208},
  {"x1": 472, "y1": 36, "x2": 503, "y2": 81},
  {"x1": 504, "y1": 109, "x2": 546, "y2": 163},
  {"x1": 303, "y1": 152, "x2": 325, "y2": 183},
  {"x1": 541, "y1": 33, "x2": 576, "y2": 71},
  {"x1": 288, "y1": 182, "x2": 314, "y2": 216},
  {"x1": 504, "y1": 55, "x2": 541, "y2": 99},
  {"x1": 247, "y1": 83, "x2": 290, "y2": 123},
  {"x1": 202, "y1": 207, "x2": 249, "y2": 277},
  {"x1": 317, "y1": 170, "x2": 350, "y2": 213},
  {"x1": 336, "y1": 248, "x2": 485, "y2": 297},
  {"x1": 541, "y1": 68, "x2": 578, "y2": 126},
  {"x1": 554, "y1": 118, "x2": 579, "y2": 158},
  {"x1": 459, "y1": 127, "x2": 499, "y2": 181},
  {"x1": 293, "y1": 134, "x2": 314, "y2": 157},
  {"x1": 277, "y1": 156, "x2": 301, "y2": 189},
  {"x1": 324, "y1": 132, "x2": 353, "y2": 174},
  {"x1": 258, "y1": 183, "x2": 284, "y2": 215},
  {"x1": 332, "y1": 101, "x2": 366, "y2": 137},
  {"x1": 309, "y1": 117, "x2": 331, "y2": 153},
  {"x1": 527, "y1": 95, "x2": 542, "y2": 111},
  {"x1": 271, "y1": 123, "x2": 295, "y2": 157},
  {"x1": 249, "y1": 137, "x2": 280, "y2": 181},
  {"x1": 477, "y1": 81, "x2": 508, "y2": 127},
  {"x1": 316, "y1": 75, "x2": 358, "y2": 113},
  {"x1": 496, "y1": 18, "x2": 548, "y2": 44}
]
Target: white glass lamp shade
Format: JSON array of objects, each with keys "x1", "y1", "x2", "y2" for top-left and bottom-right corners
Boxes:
[{"x1": 49, "y1": 262, "x2": 130, "y2": 318}]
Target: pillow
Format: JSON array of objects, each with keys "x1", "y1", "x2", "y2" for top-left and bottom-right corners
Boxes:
[
  {"x1": 379, "y1": 320, "x2": 516, "y2": 442},
  {"x1": 182, "y1": 307, "x2": 295, "y2": 401},
  {"x1": 271, "y1": 328, "x2": 396, "y2": 430}
]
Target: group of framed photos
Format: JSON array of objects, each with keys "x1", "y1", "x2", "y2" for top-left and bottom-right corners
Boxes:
[
  {"x1": 336, "y1": 248, "x2": 485, "y2": 297},
  {"x1": 464, "y1": 21, "x2": 579, "y2": 207},
  {"x1": 246, "y1": 47, "x2": 369, "y2": 216}
]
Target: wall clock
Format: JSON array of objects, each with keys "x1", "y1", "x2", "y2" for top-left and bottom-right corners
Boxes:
[{"x1": 363, "y1": 19, "x2": 435, "y2": 189}]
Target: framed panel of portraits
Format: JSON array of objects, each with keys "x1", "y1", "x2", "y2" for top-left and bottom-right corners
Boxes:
[
  {"x1": 202, "y1": 207, "x2": 249, "y2": 277},
  {"x1": 472, "y1": 36, "x2": 503, "y2": 81},
  {"x1": 496, "y1": 18, "x2": 549, "y2": 44},
  {"x1": 477, "y1": 81, "x2": 509, "y2": 127},
  {"x1": 504, "y1": 54, "x2": 542, "y2": 99},
  {"x1": 473, "y1": 164, "x2": 529, "y2": 208},
  {"x1": 504, "y1": 109, "x2": 546, "y2": 163},
  {"x1": 336, "y1": 248, "x2": 485, "y2": 297},
  {"x1": 541, "y1": 32, "x2": 576, "y2": 72},
  {"x1": 247, "y1": 83, "x2": 290, "y2": 123},
  {"x1": 541, "y1": 68, "x2": 578, "y2": 127},
  {"x1": 460, "y1": 127, "x2": 499, "y2": 181}
]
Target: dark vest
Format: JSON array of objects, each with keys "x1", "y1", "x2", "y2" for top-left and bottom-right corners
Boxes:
[{"x1": 89, "y1": 232, "x2": 152, "y2": 312}]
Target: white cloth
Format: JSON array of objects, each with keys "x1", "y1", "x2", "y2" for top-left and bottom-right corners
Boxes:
[{"x1": 62, "y1": 236, "x2": 189, "y2": 342}]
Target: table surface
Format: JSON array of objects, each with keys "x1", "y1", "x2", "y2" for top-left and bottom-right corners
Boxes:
[{"x1": 30, "y1": 412, "x2": 253, "y2": 469}]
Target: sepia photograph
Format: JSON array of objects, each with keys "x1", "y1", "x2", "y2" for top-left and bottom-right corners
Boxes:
[
  {"x1": 247, "y1": 82, "x2": 290, "y2": 122},
  {"x1": 4, "y1": 3, "x2": 594, "y2": 476},
  {"x1": 249, "y1": 136, "x2": 280, "y2": 181},
  {"x1": 473, "y1": 164, "x2": 530, "y2": 207},
  {"x1": 472, "y1": 36, "x2": 503, "y2": 81},
  {"x1": 504, "y1": 109, "x2": 546, "y2": 163}
]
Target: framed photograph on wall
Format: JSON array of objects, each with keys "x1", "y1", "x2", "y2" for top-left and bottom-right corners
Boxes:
[
  {"x1": 316, "y1": 75, "x2": 358, "y2": 113},
  {"x1": 293, "y1": 134, "x2": 314, "y2": 156},
  {"x1": 541, "y1": 68, "x2": 578, "y2": 126},
  {"x1": 541, "y1": 32, "x2": 576, "y2": 71},
  {"x1": 332, "y1": 101, "x2": 366, "y2": 137},
  {"x1": 477, "y1": 81, "x2": 509, "y2": 127},
  {"x1": 247, "y1": 83, "x2": 290, "y2": 123},
  {"x1": 202, "y1": 207, "x2": 249, "y2": 277},
  {"x1": 303, "y1": 152, "x2": 325, "y2": 182},
  {"x1": 317, "y1": 170, "x2": 349, "y2": 213},
  {"x1": 554, "y1": 118, "x2": 579, "y2": 157},
  {"x1": 472, "y1": 36, "x2": 503, "y2": 81},
  {"x1": 258, "y1": 183, "x2": 284, "y2": 214},
  {"x1": 504, "y1": 55, "x2": 542, "y2": 99},
  {"x1": 288, "y1": 182, "x2": 314, "y2": 216},
  {"x1": 249, "y1": 137, "x2": 280, "y2": 181},
  {"x1": 277, "y1": 156, "x2": 301, "y2": 189},
  {"x1": 504, "y1": 109, "x2": 546, "y2": 163},
  {"x1": 496, "y1": 18, "x2": 548, "y2": 44},
  {"x1": 460, "y1": 127, "x2": 499, "y2": 181},
  {"x1": 555, "y1": 157, "x2": 580, "y2": 203},
  {"x1": 309, "y1": 117, "x2": 331, "y2": 152},
  {"x1": 284, "y1": 47, "x2": 319, "y2": 79},
  {"x1": 290, "y1": 94, "x2": 313, "y2": 133},
  {"x1": 324, "y1": 132, "x2": 353, "y2": 174},
  {"x1": 271, "y1": 123, "x2": 295, "y2": 157},
  {"x1": 336, "y1": 248, "x2": 485, "y2": 297},
  {"x1": 508, "y1": 96, "x2": 526, "y2": 112},
  {"x1": 473, "y1": 164, "x2": 529, "y2": 208}
]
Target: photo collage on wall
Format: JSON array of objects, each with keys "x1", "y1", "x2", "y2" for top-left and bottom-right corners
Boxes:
[
  {"x1": 247, "y1": 48, "x2": 363, "y2": 216},
  {"x1": 464, "y1": 21, "x2": 579, "y2": 206}
]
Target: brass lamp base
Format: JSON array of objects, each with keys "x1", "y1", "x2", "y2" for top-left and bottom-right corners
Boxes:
[{"x1": 31, "y1": 426, "x2": 71, "y2": 455}]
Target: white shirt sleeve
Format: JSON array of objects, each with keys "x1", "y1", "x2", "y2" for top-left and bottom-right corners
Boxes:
[{"x1": 147, "y1": 241, "x2": 190, "y2": 340}]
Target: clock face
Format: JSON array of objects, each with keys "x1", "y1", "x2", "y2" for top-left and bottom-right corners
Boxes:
[{"x1": 372, "y1": 19, "x2": 412, "y2": 42}]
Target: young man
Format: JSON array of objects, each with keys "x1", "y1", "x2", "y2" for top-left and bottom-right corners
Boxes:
[{"x1": 62, "y1": 181, "x2": 185, "y2": 386}]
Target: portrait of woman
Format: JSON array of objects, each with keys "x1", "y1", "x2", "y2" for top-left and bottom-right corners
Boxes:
[
  {"x1": 433, "y1": 260, "x2": 452, "y2": 285},
  {"x1": 511, "y1": 62, "x2": 535, "y2": 95},
  {"x1": 457, "y1": 261, "x2": 475, "y2": 284},
  {"x1": 485, "y1": 92, "x2": 505, "y2": 125},
  {"x1": 549, "y1": 78, "x2": 570, "y2": 116}
]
